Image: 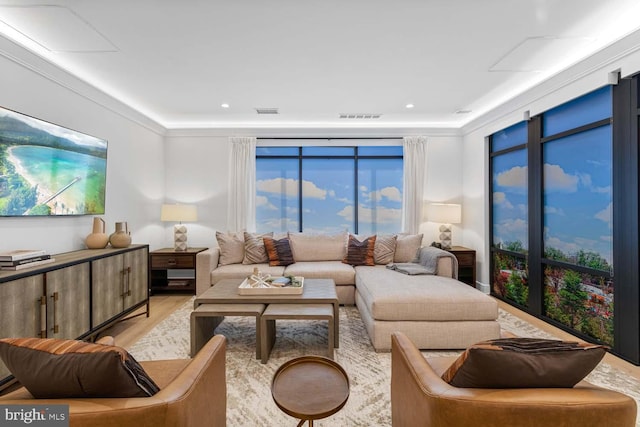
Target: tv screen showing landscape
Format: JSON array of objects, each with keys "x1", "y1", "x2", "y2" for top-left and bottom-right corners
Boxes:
[{"x1": 0, "y1": 106, "x2": 107, "y2": 216}]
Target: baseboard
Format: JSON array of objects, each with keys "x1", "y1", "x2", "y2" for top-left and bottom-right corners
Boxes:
[{"x1": 476, "y1": 281, "x2": 490, "y2": 294}]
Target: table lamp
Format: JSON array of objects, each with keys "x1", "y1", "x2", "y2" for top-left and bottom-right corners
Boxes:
[
  {"x1": 426, "y1": 203, "x2": 461, "y2": 250},
  {"x1": 161, "y1": 204, "x2": 198, "y2": 251}
]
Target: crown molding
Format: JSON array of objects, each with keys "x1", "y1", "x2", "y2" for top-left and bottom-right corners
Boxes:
[
  {"x1": 0, "y1": 34, "x2": 166, "y2": 136},
  {"x1": 165, "y1": 126, "x2": 462, "y2": 139},
  {"x1": 461, "y1": 27, "x2": 640, "y2": 136}
]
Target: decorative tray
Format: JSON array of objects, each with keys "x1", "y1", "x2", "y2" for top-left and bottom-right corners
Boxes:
[{"x1": 238, "y1": 276, "x2": 304, "y2": 295}]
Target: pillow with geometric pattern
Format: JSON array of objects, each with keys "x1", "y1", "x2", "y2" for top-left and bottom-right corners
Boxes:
[
  {"x1": 441, "y1": 337, "x2": 608, "y2": 388},
  {"x1": 0, "y1": 337, "x2": 160, "y2": 398}
]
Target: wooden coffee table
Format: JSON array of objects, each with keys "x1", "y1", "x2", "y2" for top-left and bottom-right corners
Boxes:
[{"x1": 194, "y1": 278, "x2": 340, "y2": 356}]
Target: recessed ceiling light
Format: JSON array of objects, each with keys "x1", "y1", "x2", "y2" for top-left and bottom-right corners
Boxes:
[
  {"x1": 455, "y1": 109, "x2": 472, "y2": 114},
  {"x1": 221, "y1": 103, "x2": 230, "y2": 108},
  {"x1": 405, "y1": 103, "x2": 414, "y2": 109}
]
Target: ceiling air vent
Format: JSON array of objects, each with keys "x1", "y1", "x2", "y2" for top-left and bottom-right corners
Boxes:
[
  {"x1": 339, "y1": 113, "x2": 382, "y2": 119},
  {"x1": 255, "y1": 107, "x2": 279, "y2": 115}
]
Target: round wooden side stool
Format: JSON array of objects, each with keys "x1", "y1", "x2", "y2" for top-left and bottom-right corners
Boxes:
[{"x1": 271, "y1": 355, "x2": 350, "y2": 426}]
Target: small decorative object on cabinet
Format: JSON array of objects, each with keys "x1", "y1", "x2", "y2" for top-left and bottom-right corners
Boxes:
[
  {"x1": 85, "y1": 217, "x2": 109, "y2": 249},
  {"x1": 149, "y1": 247, "x2": 207, "y2": 294},
  {"x1": 109, "y1": 222, "x2": 132, "y2": 248},
  {"x1": 447, "y1": 246, "x2": 476, "y2": 288}
]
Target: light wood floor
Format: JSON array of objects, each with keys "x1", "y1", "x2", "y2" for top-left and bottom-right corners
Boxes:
[{"x1": 103, "y1": 294, "x2": 640, "y2": 381}]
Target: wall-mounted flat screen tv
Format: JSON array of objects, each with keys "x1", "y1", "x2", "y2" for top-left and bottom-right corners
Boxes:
[{"x1": 0, "y1": 106, "x2": 107, "y2": 216}]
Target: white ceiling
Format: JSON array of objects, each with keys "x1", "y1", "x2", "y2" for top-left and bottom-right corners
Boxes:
[{"x1": 1, "y1": 0, "x2": 640, "y2": 130}]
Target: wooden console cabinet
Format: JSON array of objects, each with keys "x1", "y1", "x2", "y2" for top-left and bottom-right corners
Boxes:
[
  {"x1": 447, "y1": 246, "x2": 476, "y2": 287},
  {"x1": 0, "y1": 244, "x2": 149, "y2": 389}
]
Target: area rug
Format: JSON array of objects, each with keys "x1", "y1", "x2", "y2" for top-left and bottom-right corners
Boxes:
[{"x1": 128, "y1": 299, "x2": 640, "y2": 426}]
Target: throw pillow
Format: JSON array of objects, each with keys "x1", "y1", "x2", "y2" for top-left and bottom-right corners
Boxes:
[
  {"x1": 216, "y1": 231, "x2": 245, "y2": 265},
  {"x1": 0, "y1": 337, "x2": 160, "y2": 398},
  {"x1": 263, "y1": 236, "x2": 295, "y2": 266},
  {"x1": 242, "y1": 232, "x2": 273, "y2": 264},
  {"x1": 394, "y1": 233, "x2": 423, "y2": 262},
  {"x1": 374, "y1": 234, "x2": 397, "y2": 264},
  {"x1": 343, "y1": 234, "x2": 377, "y2": 266},
  {"x1": 441, "y1": 337, "x2": 608, "y2": 388}
]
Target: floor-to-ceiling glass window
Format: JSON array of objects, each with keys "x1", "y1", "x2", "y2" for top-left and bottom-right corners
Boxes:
[
  {"x1": 541, "y1": 86, "x2": 613, "y2": 345},
  {"x1": 256, "y1": 145, "x2": 403, "y2": 234},
  {"x1": 490, "y1": 122, "x2": 529, "y2": 307},
  {"x1": 489, "y1": 86, "x2": 614, "y2": 346}
]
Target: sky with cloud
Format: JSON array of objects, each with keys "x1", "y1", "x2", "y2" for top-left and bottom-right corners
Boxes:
[
  {"x1": 493, "y1": 125, "x2": 612, "y2": 263},
  {"x1": 256, "y1": 151, "x2": 402, "y2": 234}
]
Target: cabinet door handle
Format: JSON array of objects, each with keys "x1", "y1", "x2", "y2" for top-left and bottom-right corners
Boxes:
[
  {"x1": 126, "y1": 266, "x2": 132, "y2": 296},
  {"x1": 50, "y1": 292, "x2": 59, "y2": 334},
  {"x1": 120, "y1": 268, "x2": 126, "y2": 297},
  {"x1": 40, "y1": 296, "x2": 47, "y2": 338}
]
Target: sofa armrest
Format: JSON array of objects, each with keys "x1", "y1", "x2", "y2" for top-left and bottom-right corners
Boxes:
[
  {"x1": 436, "y1": 256, "x2": 455, "y2": 278},
  {"x1": 196, "y1": 248, "x2": 220, "y2": 296}
]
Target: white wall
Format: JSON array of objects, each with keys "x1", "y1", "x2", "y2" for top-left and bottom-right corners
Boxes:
[
  {"x1": 165, "y1": 131, "x2": 464, "y2": 249},
  {"x1": 461, "y1": 28, "x2": 640, "y2": 285},
  {"x1": 163, "y1": 134, "x2": 230, "y2": 248},
  {"x1": 419, "y1": 135, "x2": 464, "y2": 246},
  {"x1": 0, "y1": 40, "x2": 166, "y2": 254}
]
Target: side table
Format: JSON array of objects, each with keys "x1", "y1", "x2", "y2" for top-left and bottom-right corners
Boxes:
[
  {"x1": 149, "y1": 247, "x2": 207, "y2": 294},
  {"x1": 447, "y1": 246, "x2": 476, "y2": 288},
  {"x1": 271, "y1": 356, "x2": 349, "y2": 426}
]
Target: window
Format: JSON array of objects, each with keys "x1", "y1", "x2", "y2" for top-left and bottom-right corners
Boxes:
[
  {"x1": 490, "y1": 121, "x2": 529, "y2": 307},
  {"x1": 489, "y1": 86, "x2": 614, "y2": 347},
  {"x1": 541, "y1": 86, "x2": 613, "y2": 346},
  {"x1": 256, "y1": 145, "x2": 403, "y2": 234}
]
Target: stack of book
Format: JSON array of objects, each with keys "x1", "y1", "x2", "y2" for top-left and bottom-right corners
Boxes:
[{"x1": 0, "y1": 249, "x2": 55, "y2": 271}]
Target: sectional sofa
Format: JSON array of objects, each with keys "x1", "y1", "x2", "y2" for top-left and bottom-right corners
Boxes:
[{"x1": 196, "y1": 232, "x2": 500, "y2": 351}]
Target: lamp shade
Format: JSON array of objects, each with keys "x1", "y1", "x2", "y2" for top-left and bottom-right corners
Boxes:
[
  {"x1": 160, "y1": 204, "x2": 198, "y2": 222},
  {"x1": 426, "y1": 203, "x2": 461, "y2": 224}
]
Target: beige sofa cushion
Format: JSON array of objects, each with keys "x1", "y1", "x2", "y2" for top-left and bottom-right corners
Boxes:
[
  {"x1": 215, "y1": 232, "x2": 245, "y2": 266},
  {"x1": 355, "y1": 266, "x2": 497, "y2": 321},
  {"x1": 284, "y1": 261, "x2": 355, "y2": 285},
  {"x1": 289, "y1": 232, "x2": 347, "y2": 261},
  {"x1": 394, "y1": 234, "x2": 423, "y2": 262},
  {"x1": 210, "y1": 263, "x2": 285, "y2": 284}
]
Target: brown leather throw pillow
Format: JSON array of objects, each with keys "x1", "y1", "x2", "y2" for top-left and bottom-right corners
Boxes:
[
  {"x1": 441, "y1": 337, "x2": 608, "y2": 388},
  {"x1": 0, "y1": 337, "x2": 159, "y2": 398}
]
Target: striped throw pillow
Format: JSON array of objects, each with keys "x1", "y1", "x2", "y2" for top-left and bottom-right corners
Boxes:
[
  {"x1": 0, "y1": 337, "x2": 160, "y2": 398},
  {"x1": 343, "y1": 234, "x2": 376, "y2": 266},
  {"x1": 263, "y1": 236, "x2": 294, "y2": 266}
]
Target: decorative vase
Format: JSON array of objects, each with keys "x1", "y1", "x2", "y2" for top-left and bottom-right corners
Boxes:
[
  {"x1": 85, "y1": 217, "x2": 109, "y2": 249},
  {"x1": 109, "y1": 222, "x2": 132, "y2": 248}
]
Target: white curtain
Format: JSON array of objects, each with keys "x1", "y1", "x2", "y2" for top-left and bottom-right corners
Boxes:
[
  {"x1": 227, "y1": 137, "x2": 256, "y2": 232},
  {"x1": 402, "y1": 136, "x2": 427, "y2": 234}
]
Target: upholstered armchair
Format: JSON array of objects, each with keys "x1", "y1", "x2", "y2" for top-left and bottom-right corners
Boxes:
[
  {"x1": 0, "y1": 335, "x2": 227, "y2": 427},
  {"x1": 391, "y1": 332, "x2": 636, "y2": 427}
]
